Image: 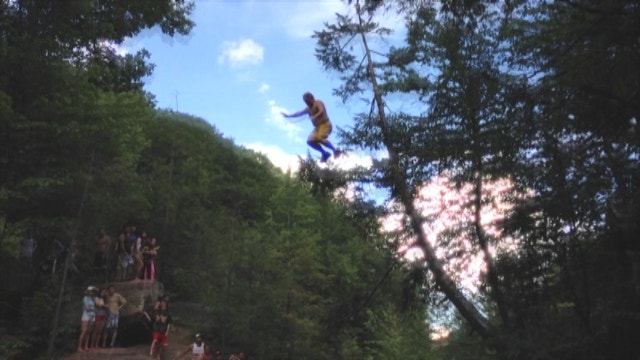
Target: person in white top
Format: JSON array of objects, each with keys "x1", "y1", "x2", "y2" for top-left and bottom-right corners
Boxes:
[{"x1": 174, "y1": 333, "x2": 205, "y2": 360}]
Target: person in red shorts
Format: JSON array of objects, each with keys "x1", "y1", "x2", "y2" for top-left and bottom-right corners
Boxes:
[{"x1": 148, "y1": 300, "x2": 171, "y2": 360}]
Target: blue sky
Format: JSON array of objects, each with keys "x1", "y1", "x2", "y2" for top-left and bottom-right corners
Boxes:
[{"x1": 122, "y1": 0, "x2": 390, "y2": 171}]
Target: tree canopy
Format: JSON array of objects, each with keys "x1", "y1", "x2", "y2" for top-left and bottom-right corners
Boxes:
[
  {"x1": 1, "y1": 0, "x2": 639, "y2": 359},
  {"x1": 314, "y1": 0, "x2": 640, "y2": 358},
  {"x1": 0, "y1": 2, "x2": 431, "y2": 360}
]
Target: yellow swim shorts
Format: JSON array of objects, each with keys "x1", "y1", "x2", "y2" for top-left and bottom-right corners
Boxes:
[{"x1": 310, "y1": 121, "x2": 332, "y2": 141}]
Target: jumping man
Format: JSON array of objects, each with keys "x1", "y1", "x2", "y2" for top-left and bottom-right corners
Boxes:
[{"x1": 282, "y1": 92, "x2": 342, "y2": 162}]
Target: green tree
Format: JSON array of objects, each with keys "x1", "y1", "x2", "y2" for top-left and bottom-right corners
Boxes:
[
  {"x1": 0, "y1": 0, "x2": 194, "y2": 248},
  {"x1": 316, "y1": 0, "x2": 640, "y2": 358},
  {"x1": 0, "y1": 1, "x2": 194, "y2": 356},
  {"x1": 498, "y1": 1, "x2": 640, "y2": 358},
  {"x1": 314, "y1": 0, "x2": 495, "y2": 342},
  {"x1": 0, "y1": 1, "x2": 437, "y2": 358},
  {"x1": 136, "y1": 111, "x2": 429, "y2": 360}
]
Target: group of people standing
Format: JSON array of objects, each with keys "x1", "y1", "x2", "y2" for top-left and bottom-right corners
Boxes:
[
  {"x1": 77, "y1": 284, "x2": 127, "y2": 352},
  {"x1": 82, "y1": 226, "x2": 245, "y2": 359},
  {"x1": 94, "y1": 225, "x2": 161, "y2": 282},
  {"x1": 116, "y1": 226, "x2": 161, "y2": 282}
]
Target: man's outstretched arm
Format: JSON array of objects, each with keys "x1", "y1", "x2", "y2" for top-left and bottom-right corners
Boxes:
[{"x1": 281, "y1": 108, "x2": 308, "y2": 118}]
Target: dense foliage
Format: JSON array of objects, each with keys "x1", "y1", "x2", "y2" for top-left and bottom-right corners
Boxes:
[
  {"x1": 316, "y1": 0, "x2": 640, "y2": 359},
  {"x1": 0, "y1": 1, "x2": 431, "y2": 359},
  {"x1": 2, "y1": 0, "x2": 639, "y2": 359}
]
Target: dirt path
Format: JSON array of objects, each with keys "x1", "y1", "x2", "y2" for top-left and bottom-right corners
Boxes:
[{"x1": 61, "y1": 325, "x2": 193, "y2": 360}]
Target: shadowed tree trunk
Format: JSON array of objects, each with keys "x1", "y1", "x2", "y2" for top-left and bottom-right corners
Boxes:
[{"x1": 351, "y1": 1, "x2": 494, "y2": 340}]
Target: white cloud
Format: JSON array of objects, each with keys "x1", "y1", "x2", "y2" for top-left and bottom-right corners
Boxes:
[
  {"x1": 277, "y1": 2, "x2": 405, "y2": 40},
  {"x1": 110, "y1": 43, "x2": 130, "y2": 56},
  {"x1": 280, "y1": 1, "x2": 350, "y2": 39},
  {"x1": 245, "y1": 143, "x2": 300, "y2": 173},
  {"x1": 266, "y1": 100, "x2": 304, "y2": 142},
  {"x1": 218, "y1": 38, "x2": 264, "y2": 67},
  {"x1": 258, "y1": 83, "x2": 270, "y2": 94},
  {"x1": 321, "y1": 150, "x2": 373, "y2": 173},
  {"x1": 97, "y1": 40, "x2": 133, "y2": 56}
]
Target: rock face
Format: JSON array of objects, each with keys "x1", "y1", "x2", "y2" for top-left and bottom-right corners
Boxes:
[
  {"x1": 104, "y1": 280, "x2": 164, "y2": 317},
  {"x1": 56, "y1": 282, "x2": 218, "y2": 359},
  {"x1": 99, "y1": 280, "x2": 164, "y2": 346}
]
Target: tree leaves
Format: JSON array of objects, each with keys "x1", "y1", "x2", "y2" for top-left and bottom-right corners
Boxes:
[{"x1": 315, "y1": 0, "x2": 640, "y2": 358}]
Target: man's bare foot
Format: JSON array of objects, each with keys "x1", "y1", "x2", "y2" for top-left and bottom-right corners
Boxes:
[{"x1": 334, "y1": 149, "x2": 343, "y2": 158}]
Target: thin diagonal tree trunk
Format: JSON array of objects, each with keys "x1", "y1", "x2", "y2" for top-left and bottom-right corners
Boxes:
[
  {"x1": 354, "y1": 1, "x2": 493, "y2": 340},
  {"x1": 46, "y1": 149, "x2": 95, "y2": 358}
]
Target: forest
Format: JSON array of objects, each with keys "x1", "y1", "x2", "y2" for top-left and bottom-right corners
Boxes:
[{"x1": 1, "y1": 1, "x2": 639, "y2": 359}]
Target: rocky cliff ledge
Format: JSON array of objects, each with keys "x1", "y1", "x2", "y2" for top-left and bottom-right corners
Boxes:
[{"x1": 104, "y1": 280, "x2": 164, "y2": 317}]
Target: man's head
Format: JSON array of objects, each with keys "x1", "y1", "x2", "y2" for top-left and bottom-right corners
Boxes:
[
  {"x1": 108, "y1": 285, "x2": 115, "y2": 294},
  {"x1": 195, "y1": 333, "x2": 203, "y2": 344},
  {"x1": 303, "y1": 92, "x2": 314, "y2": 106}
]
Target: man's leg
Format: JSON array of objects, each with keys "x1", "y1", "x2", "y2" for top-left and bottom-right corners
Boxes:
[
  {"x1": 307, "y1": 138, "x2": 327, "y2": 154},
  {"x1": 307, "y1": 138, "x2": 331, "y2": 161},
  {"x1": 149, "y1": 338, "x2": 158, "y2": 357},
  {"x1": 110, "y1": 329, "x2": 118, "y2": 347},
  {"x1": 102, "y1": 328, "x2": 109, "y2": 347},
  {"x1": 319, "y1": 139, "x2": 342, "y2": 158},
  {"x1": 314, "y1": 123, "x2": 341, "y2": 159},
  {"x1": 109, "y1": 315, "x2": 119, "y2": 347},
  {"x1": 319, "y1": 139, "x2": 335, "y2": 151}
]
